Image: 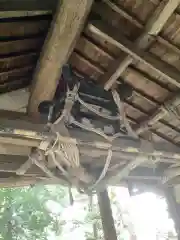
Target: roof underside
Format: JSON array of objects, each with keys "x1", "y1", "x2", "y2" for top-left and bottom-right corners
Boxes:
[{"x1": 2, "y1": 0, "x2": 180, "y2": 188}]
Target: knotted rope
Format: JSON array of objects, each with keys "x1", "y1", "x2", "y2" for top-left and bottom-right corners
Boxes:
[{"x1": 28, "y1": 85, "x2": 155, "y2": 192}]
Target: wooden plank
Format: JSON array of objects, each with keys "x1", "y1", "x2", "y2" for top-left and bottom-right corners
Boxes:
[
  {"x1": 92, "y1": 1, "x2": 141, "y2": 41},
  {"x1": 98, "y1": 0, "x2": 180, "y2": 90},
  {"x1": 0, "y1": 52, "x2": 38, "y2": 71},
  {"x1": 0, "y1": 65, "x2": 33, "y2": 83},
  {"x1": 102, "y1": 0, "x2": 143, "y2": 29},
  {"x1": 0, "y1": 0, "x2": 57, "y2": 11},
  {"x1": 0, "y1": 37, "x2": 44, "y2": 56},
  {"x1": 28, "y1": 0, "x2": 94, "y2": 118},
  {"x1": 0, "y1": 143, "x2": 30, "y2": 155},
  {"x1": 86, "y1": 23, "x2": 180, "y2": 136},
  {"x1": 0, "y1": 77, "x2": 31, "y2": 94},
  {"x1": 135, "y1": 91, "x2": 180, "y2": 134},
  {"x1": 0, "y1": 19, "x2": 50, "y2": 38},
  {"x1": 0, "y1": 11, "x2": 51, "y2": 19},
  {"x1": 87, "y1": 24, "x2": 180, "y2": 88},
  {"x1": 101, "y1": 0, "x2": 180, "y2": 66},
  {"x1": 0, "y1": 155, "x2": 44, "y2": 176}
]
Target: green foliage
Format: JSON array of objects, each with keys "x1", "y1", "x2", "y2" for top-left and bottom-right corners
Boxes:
[{"x1": 0, "y1": 185, "x2": 67, "y2": 240}]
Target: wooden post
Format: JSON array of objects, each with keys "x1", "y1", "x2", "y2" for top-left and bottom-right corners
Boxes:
[
  {"x1": 165, "y1": 187, "x2": 180, "y2": 240},
  {"x1": 28, "y1": 0, "x2": 94, "y2": 118},
  {"x1": 97, "y1": 189, "x2": 118, "y2": 240}
]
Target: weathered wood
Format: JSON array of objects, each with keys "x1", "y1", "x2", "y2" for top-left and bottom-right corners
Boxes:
[
  {"x1": 102, "y1": 0, "x2": 180, "y2": 62},
  {"x1": 99, "y1": 0, "x2": 180, "y2": 90},
  {"x1": 0, "y1": 52, "x2": 38, "y2": 71},
  {"x1": 0, "y1": 19, "x2": 50, "y2": 38},
  {"x1": 97, "y1": 189, "x2": 118, "y2": 240},
  {"x1": 16, "y1": 158, "x2": 33, "y2": 175},
  {"x1": 0, "y1": 11, "x2": 51, "y2": 18},
  {"x1": 0, "y1": 65, "x2": 33, "y2": 83},
  {"x1": 0, "y1": 155, "x2": 43, "y2": 175},
  {"x1": 0, "y1": 115, "x2": 180, "y2": 156},
  {"x1": 0, "y1": 143, "x2": 30, "y2": 156},
  {"x1": 135, "y1": 91, "x2": 180, "y2": 134},
  {"x1": 86, "y1": 23, "x2": 180, "y2": 135},
  {"x1": 0, "y1": 0, "x2": 56, "y2": 11},
  {"x1": 0, "y1": 37, "x2": 44, "y2": 56},
  {"x1": 88, "y1": 23, "x2": 180, "y2": 88},
  {"x1": 102, "y1": 0, "x2": 143, "y2": 29},
  {"x1": 28, "y1": 0, "x2": 94, "y2": 118}
]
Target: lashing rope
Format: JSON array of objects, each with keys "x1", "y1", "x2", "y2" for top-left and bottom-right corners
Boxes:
[{"x1": 36, "y1": 84, "x2": 143, "y2": 191}]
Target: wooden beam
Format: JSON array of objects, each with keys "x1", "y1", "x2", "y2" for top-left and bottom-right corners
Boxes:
[
  {"x1": 103, "y1": 0, "x2": 180, "y2": 62},
  {"x1": 0, "y1": 52, "x2": 38, "y2": 71},
  {"x1": 97, "y1": 189, "x2": 118, "y2": 240},
  {"x1": 98, "y1": 0, "x2": 180, "y2": 90},
  {"x1": 0, "y1": 0, "x2": 56, "y2": 12},
  {"x1": 88, "y1": 23, "x2": 180, "y2": 88},
  {"x1": 87, "y1": 23, "x2": 180, "y2": 135},
  {"x1": 0, "y1": 11, "x2": 51, "y2": 18},
  {"x1": 102, "y1": 0, "x2": 143, "y2": 29},
  {"x1": 0, "y1": 114, "x2": 180, "y2": 156},
  {"x1": 28, "y1": 0, "x2": 94, "y2": 118},
  {"x1": 0, "y1": 155, "x2": 43, "y2": 175},
  {"x1": 0, "y1": 143, "x2": 30, "y2": 156},
  {"x1": 135, "y1": 92, "x2": 180, "y2": 134},
  {"x1": 0, "y1": 37, "x2": 44, "y2": 56}
]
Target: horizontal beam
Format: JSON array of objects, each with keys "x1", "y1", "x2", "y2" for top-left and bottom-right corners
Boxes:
[
  {"x1": 0, "y1": 114, "x2": 179, "y2": 155},
  {"x1": 0, "y1": 11, "x2": 51, "y2": 19},
  {"x1": 0, "y1": 37, "x2": 44, "y2": 57},
  {"x1": 0, "y1": 0, "x2": 57, "y2": 12},
  {"x1": 0, "y1": 155, "x2": 44, "y2": 175},
  {"x1": 0, "y1": 143, "x2": 30, "y2": 156},
  {"x1": 0, "y1": 52, "x2": 38, "y2": 71}
]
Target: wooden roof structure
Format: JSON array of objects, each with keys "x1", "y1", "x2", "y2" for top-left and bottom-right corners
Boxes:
[{"x1": 2, "y1": 0, "x2": 180, "y2": 195}]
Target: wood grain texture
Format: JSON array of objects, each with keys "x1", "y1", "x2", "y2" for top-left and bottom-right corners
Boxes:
[{"x1": 28, "y1": 0, "x2": 94, "y2": 118}]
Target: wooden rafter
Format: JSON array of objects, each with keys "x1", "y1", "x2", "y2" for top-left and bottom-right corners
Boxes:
[
  {"x1": 102, "y1": 0, "x2": 180, "y2": 58},
  {"x1": 28, "y1": 0, "x2": 94, "y2": 118},
  {"x1": 98, "y1": 0, "x2": 180, "y2": 90},
  {"x1": 87, "y1": 23, "x2": 180, "y2": 136},
  {"x1": 88, "y1": 23, "x2": 180, "y2": 89},
  {"x1": 0, "y1": 0, "x2": 56, "y2": 12},
  {"x1": 135, "y1": 93, "x2": 180, "y2": 134}
]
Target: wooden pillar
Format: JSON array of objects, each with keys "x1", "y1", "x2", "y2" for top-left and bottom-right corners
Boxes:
[
  {"x1": 97, "y1": 189, "x2": 118, "y2": 240},
  {"x1": 28, "y1": 0, "x2": 94, "y2": 118},
  {"x1": 165, "y1": 187, "x2": 180, "y2": 240}
]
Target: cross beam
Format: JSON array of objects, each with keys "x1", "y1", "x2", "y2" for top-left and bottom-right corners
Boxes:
[
  {"x1": 98, "y1": 0, "x2": 180, "y2": 90},
  {"x1": 88, "y1": 22, "x2": 180, "y2": 135}
]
